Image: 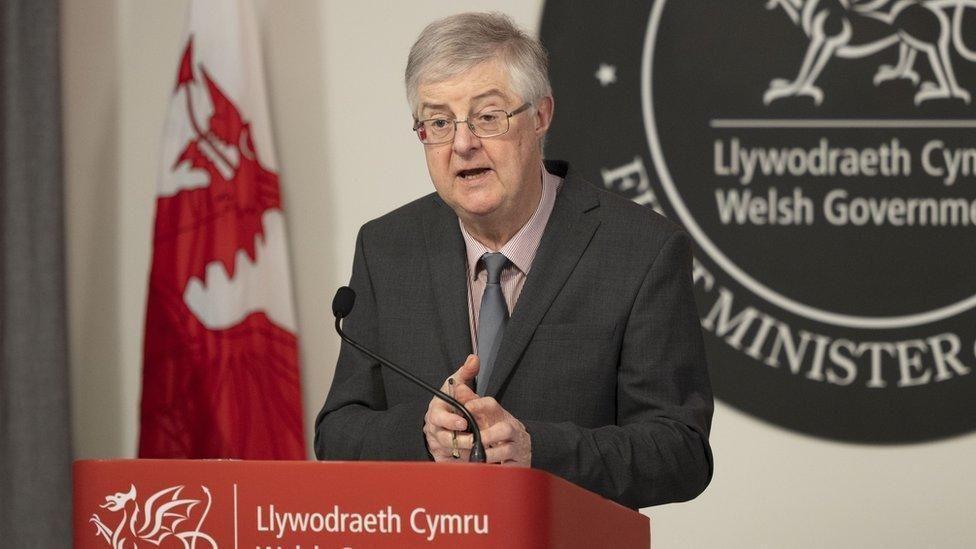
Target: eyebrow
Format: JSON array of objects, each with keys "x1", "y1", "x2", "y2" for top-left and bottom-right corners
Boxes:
[
  {"x1": 471, "y1": 89, "x2": 509, "y2": 102},
  {"x1": 419, "y1": 89, "x2": 512, "y2": 116},
  {"x1": 420, "y1": 102, "x2": 450, "y2": 114}
]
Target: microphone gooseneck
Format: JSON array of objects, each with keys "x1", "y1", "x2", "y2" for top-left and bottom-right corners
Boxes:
[{"x1": 331, "y1": 287, "x2": 486, "y2": 463}]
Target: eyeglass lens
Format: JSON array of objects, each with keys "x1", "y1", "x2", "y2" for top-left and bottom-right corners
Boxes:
[{"x1": 417, "y1": 110, "x2": 508, "y2": 144}]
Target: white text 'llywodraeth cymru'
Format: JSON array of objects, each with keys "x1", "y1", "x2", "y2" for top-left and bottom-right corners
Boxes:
[
  {"x1": 256, "y1": 505, "x2": 489, "y2": 542},
  {"x1": 714, "y1": 138, "x2": 976, "y2": 185}
]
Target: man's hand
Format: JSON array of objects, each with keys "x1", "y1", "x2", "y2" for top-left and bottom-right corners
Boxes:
[
  {"x1": 423, "y1": 354, "x2": 532, "y2": 466},
  {"x1": 424, "y1": 355, "x2": 480, "y2": 462},
  {"x1": 465, "y1": 395, "x2": 532, "y2": 467}
]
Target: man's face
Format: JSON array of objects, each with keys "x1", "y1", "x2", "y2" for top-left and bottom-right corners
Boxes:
[{"x1": 416, "y1": 60, "x2": 553, "y2": 228}]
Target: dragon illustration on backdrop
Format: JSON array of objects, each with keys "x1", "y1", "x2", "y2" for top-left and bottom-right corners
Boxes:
[{"x1": 765, "y1": 0, "x2": 976, "y2": 105}]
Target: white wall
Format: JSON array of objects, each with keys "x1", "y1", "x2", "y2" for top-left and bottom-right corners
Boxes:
[{"x1": 63, "y1": 2, "x2": 976, "y2": 547}]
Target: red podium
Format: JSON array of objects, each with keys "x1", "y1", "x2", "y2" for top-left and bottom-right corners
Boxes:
[{"x1": 73, "y1": 460, "x2": 650, "y2": 548}]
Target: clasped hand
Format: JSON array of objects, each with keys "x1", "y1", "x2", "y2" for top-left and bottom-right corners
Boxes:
[{"x1": 423, "y1": 355, "x2": 531, "y2": 466}]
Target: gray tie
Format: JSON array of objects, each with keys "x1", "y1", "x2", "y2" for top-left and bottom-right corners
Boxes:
[{"x1": 476, "y1": 252, "x2": 510, "y2": 395}]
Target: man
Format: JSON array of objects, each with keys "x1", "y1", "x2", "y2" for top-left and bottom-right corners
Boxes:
[{"x1": 315, "y1": 12, "x2": 713, "y2": 509}]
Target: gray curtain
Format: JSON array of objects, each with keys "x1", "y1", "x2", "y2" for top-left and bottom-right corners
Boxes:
[{"x1": 0, "y1": 0, "x2": 72, "y2": 546}]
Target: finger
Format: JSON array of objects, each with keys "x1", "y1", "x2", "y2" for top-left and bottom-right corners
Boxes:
[
  {"x1": 454, "y1": 354, "x2": 480, "y2": 385},
  {"x1": 480, "y1": 420, "x2": 517, "y2": 447},
  {"x1": 423, "y1": 422, "x2": 444, "y2": 439},
  {"x1": 428, "y1": 407, "x2": 467, "y2": 431},
  {"x1": 465, "y1": 396, "x2": 501, "y2": 415},
  {"x1": 432, "y1": 429, "x2": 454, "y2": 450},
  {"x1": 439, "y1": 355, "x2": 480, "y2": 392},
  {"x1": 464, "y1": 397, "x2": 503, "y2": 427},
  {"x1": 427, "y1": 430, "x2": 472, "y2": 462},
  {"x1": 427, "y1": 393, "x2": 454, "y2": 413},
  {"x1": 485, "y1": 441, "x2": 516, "y2": 464},
  {"x1": 427, "y1": 426, "x2": 466, "y2": 462},
  {"x1": 425, "y1": 434, "x2": 451, "y2": 461},
  {"x1": 453, "y1": 380, "x2": 478, "y2": 405},
  {"x1": 435, "y1": 430, "x2": 474, "y2": 450}
]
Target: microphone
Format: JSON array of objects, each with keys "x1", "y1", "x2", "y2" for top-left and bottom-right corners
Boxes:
[
  {"x1": 331, "y1": 286, "x2": 486, "y2": 463},
  {"x1": 332, "y1": 286, "x2": 356, "y2": 318}
]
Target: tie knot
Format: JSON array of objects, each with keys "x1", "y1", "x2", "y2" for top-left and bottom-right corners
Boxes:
[{"x1": 481, "y1": 252, "x2": 509, "y2": 285}]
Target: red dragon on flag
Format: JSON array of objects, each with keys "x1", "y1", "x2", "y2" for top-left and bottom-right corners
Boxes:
[{"x1": 139, "y1": 37, "x2": 305, "y2": 459}]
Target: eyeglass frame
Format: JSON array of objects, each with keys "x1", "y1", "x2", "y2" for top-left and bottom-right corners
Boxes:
[{"x1": 412, "y1": 102, "x2": 533, "y2": 145}]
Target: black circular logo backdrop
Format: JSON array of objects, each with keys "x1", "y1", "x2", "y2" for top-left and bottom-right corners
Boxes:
[{"x1": 540, "y1": 1, "x2": 976, "y2": 443}]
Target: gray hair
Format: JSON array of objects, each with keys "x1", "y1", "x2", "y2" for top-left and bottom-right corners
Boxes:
[{"x1": 405, "y1": 12, "x2": 552, "y2": 118}]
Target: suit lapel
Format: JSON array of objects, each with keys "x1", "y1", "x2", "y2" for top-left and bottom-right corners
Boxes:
[
  {"x1": 422, "y1": 198, "x2": 473, "y2": 374},
  {"x1": 484, "y1": 175, "x2": 601, "y2": 397}
]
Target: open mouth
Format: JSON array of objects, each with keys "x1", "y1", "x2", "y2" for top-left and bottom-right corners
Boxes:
[{"x1": 456, "y1": 167, "x2": 492, "y2": 180}]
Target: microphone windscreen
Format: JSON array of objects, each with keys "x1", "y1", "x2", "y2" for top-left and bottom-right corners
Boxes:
[{"x1": 332, "y1": 286, "x2": 357, "y2": 318}]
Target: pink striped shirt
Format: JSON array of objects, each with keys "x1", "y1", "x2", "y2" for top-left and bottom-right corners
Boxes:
[{"x1": 459, "y1": 167, "x2": 562, "y2": 354}]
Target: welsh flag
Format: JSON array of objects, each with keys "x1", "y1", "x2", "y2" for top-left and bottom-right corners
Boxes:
[{"x1": 139, "y1": 0, "x2": 306, "y2": 459}]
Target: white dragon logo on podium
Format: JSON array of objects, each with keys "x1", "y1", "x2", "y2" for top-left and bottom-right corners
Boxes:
[{"x1": 89, "y1": 484, "x2": 217, "y2": 548}]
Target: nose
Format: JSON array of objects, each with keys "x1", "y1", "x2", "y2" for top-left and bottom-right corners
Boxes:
[{"x1": 452, "y1": 121, "x2": 482, "y2": 155}]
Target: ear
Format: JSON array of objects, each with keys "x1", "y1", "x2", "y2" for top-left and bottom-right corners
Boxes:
[{"x1": 533, "y1": 96, "x2": 554, "y2": 136}]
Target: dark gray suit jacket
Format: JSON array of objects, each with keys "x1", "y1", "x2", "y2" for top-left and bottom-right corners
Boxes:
[{"x1": 315, "y1": 161, "x2": 713, "y2": 509}]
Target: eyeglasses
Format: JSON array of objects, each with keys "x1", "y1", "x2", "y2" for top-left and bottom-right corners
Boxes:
[{"x1": 412, "y1": 102, "x2": 532, "y2": 145}]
